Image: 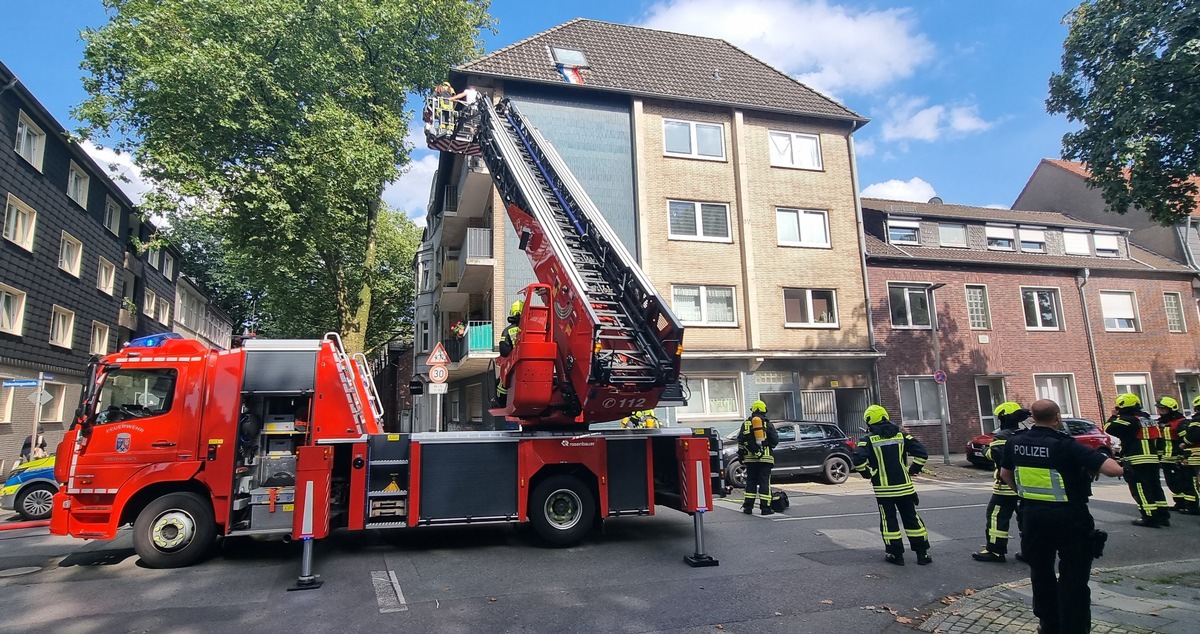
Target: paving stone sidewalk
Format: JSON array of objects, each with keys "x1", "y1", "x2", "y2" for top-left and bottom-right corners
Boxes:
[{"x1": 894, "y1": 558, "x2": 1200, "y2": 634}]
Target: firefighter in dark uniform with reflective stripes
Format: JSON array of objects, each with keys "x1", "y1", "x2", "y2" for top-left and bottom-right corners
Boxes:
[
  {"x1": 1104, "y1": 393, "x2": 1169, "y2": 527},
  {"x1": 972, "y1": 401, "x2": 1029, "y2": 563},
  {"x1": 1179, "y1": 396, "x2": 1200, "y2": 512},
  {"x1": 737, "y1": 400, "x2": 779, "y2": 515},
  {"x1": 1001, "y1": 399, "x2": 1123, "y2": 634},
  {"x1": 854, "y1": 405, "x2": 931, "y2": 566},
  {"x1": 491, "y1": 300, "x2": 523, "y2": 408},
  {"x1": 1156, "y1": 396, "x2": 1198, "y2": 514}
]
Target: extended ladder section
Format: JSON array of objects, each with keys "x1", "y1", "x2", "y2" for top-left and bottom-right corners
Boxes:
[{"x1": 475, "y1": 98, "x2": 685, "y2": 410}]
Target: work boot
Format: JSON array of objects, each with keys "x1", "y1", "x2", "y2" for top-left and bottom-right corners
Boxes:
[
  {"x1": 760, "y1": 505, "x2": 775, "y2": 516},
  {"x1": 1014, "y1": 552, "x2": 1028, "y2": 563},
  {"x1": 885, "y1": 553, "x2": 905, "y2": 566},
  {"x1": 1131, "y1": 516, "x2": 1161, "y2": 528},
  {"x1": 1156, "y1": 509, "x2": 1171, "y2": 527},
  {"x1": 742, "y1": 504, "x2": 754, "y2": 515},
  {"x1": 916, "y1": 551, "x2": 933, "y2": 566},
  {"x1": 971, "y1": 550, "x2": 1005, "y2": 563}
]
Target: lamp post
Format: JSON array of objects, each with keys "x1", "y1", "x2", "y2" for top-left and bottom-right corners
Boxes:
[{"x1": 925, "y1": 282, "x2": 951, "y2": 465}]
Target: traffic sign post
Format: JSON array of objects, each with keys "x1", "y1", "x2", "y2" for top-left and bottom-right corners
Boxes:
[
  {"x1": 429, "y1": 366, "x2": 448, "y2": 383},
  {"x1": 933, "y1": 370, "x2": 947, "y2": 384}
]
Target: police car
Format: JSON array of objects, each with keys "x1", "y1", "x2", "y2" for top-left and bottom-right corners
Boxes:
[{"x1": 1, "y1": 456, "x2": 57, "y2": 521}]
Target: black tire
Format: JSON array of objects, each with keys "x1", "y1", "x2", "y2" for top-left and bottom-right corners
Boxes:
[
  {"x1": 529, "y1": 475, "x2": 595, "y2": 547},
  {"x1": 16, "y1": 483, "x2": 56, "y2": 521},
  {"x1": 822, "y1": 455, "x2": 851, "y2": 484},
  {"x1": 132, "y1": 492, "x2": 216, "y2": 569},
  {"x1": 726, "y1": 459, "x2": 747, "y2": 489}
]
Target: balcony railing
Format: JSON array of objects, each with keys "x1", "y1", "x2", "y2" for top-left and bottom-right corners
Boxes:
[
  {"x1": 443, "y1": 321, "x2": 494, "y2": 362},
  {"x1": 461, "y1": 227, "x2": 493, "y2": 259}
]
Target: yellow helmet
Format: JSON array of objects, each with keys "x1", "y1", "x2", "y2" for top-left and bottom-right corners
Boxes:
[
  {"x1": 750, "y1": 400, "x2": 767, "y2": 414},
  {"x1": 864, "y1": 404, "x2": 889, "y2": 425},
  {"x1": 993, "y1": 401, "x2": 1023, "y2": 417},
  {"x1": 509, "y1": 299, "x2": 524, "y2": 317},
  {"x1": 1193, "y1": 395, "x2": 1200, "y2": 409},
  {"x1": 1155, "y1": 396, "x2": 1180, "y2": 411},
  {"x1": 1114, "y1": 393, "x2": 1141, "y2": 409}
]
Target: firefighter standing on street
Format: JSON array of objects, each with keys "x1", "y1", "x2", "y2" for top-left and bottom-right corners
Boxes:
[
  {"x1": 971, "y1": 402, "x2": 1029, "y2": 563},
  {"x1": 491, "y1": 300, "x2": 523, "y2": 408},
  {"x1": 1104, "y1": 393, "x2": 1169, "y2": 527},
  {"x1": 1000, "y1": 399, "x2": 1124, "y2": 634},
  {"x1": 854, "y1": 405, "x2": 932, "y2": 566},
  {"x1": 1156, "y1": 396, "x2": 1198, "y2": 514},
  {"x1": 737, "y1": 400, "x2": 779, "y2": 515},
  {"x1": 1179, "y1": 396, "x2": 1200, "y2": 512}
]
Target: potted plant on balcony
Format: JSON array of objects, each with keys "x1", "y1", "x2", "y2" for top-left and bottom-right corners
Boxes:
[{"x1": 451, "y1": 321, "x2": 467, "y2": 340}]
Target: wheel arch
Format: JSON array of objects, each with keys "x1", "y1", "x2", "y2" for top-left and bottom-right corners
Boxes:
[
  {"x1": 526, "y1": 463, "x2": 599, "y2": 521},
  {"x1": 119, "y1": 480, "x2": 214, "y2": 529}
]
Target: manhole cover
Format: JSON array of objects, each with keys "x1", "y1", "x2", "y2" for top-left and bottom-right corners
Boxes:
[{"x1": 0, "y1": 567, "x2": 40, "y2": 577}]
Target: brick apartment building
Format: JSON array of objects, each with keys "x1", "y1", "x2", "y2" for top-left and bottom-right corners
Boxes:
[
  {"x1": 1, "y1": 61, "x2": 230, "y2": 464},
  {"x1": 863, "y1": 197, "x2": 1200, "y2": 456},
  {"x1": 411, "y1": 19, "x2": 879, "y2": 433}
]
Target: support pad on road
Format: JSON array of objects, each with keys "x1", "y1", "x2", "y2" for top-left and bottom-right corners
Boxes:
[
  {"x1": 287, "y1": 537, "x2": 324, "y2": 591},
  {"x1": 684, "y1": 510, "x2": 719, "y2": 567}
]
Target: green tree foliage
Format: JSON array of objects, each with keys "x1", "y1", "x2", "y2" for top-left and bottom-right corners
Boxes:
[
  {"x1": 76, "y1": 0, "x2": 492, "y2": 351},
  {"x1": 1046, "y1": 0, "x2": 1200, "y2": 226}
]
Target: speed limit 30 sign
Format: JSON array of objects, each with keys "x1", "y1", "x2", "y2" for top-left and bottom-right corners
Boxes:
[{"x1": 429, "y1": 365, "x2": 448, "y2": 383}]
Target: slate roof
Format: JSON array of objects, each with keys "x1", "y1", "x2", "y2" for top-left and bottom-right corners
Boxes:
[
  {"x1": 864, "y1": 234, "x2": 1193, "y2": 273},
  {"x1": 455, "y1": 18, "x2": 865, "y2": 124},
  {"x1": 861, "y1": 197, "x2": 1126, "y2": 231}
]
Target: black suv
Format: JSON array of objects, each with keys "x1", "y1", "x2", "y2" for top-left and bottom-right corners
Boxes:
[{"x1": 721, "y1": 421, "x2": 855, "y2": 487}]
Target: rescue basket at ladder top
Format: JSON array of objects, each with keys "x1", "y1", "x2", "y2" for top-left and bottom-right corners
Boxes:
[{"x1": 423, "y1": 88, "x2": 482, "y2": 156}]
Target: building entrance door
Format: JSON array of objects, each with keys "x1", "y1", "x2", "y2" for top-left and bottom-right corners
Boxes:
[
  {"x1": 975, "y1": 377, "x2": 1006, "y2": 434},
  {"x1": 1177, "y1": 375, "x2": 1200, "y2": 415}
]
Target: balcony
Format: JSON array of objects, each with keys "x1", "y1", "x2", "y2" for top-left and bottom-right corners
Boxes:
[
  {"x1": 439, "y1": 252, "x2": 468, "y2": 313},
  {"x1": 456, "y1": 228, "x2": 494, "y2": 293},
  {"x1": 443, "y1": 321, "x2": 496, "y2": 379},
  {"x1": 442, "y1": 155, "x2": 491, "y2": 246},
  {"x1": 118, "y1": 307, "x2": 138, "y2": 330}
]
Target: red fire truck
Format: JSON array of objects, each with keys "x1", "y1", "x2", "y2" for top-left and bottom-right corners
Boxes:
[{"x1": 49, "y1": 96, "x2": 722, "y2": 571}]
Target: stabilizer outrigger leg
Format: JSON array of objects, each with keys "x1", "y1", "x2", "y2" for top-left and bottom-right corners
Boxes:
[
  {"x1": 287, "y1": 536, "x2": 324, "y2": 591},
  {"x1": 684, "y1": 509, "x2": 719, "y2": 567}
]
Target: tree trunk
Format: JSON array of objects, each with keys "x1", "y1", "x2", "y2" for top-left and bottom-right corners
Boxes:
[{"x1": 342, "y1": 189, "x2": 382, "y2": 354}]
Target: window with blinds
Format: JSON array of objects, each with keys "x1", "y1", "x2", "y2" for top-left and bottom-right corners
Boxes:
[
  {"x1": 985, "y1": 225, "x2": 1015, "y2": 250},
  {"x1": 671, "y1": 285, "x2": 736, "y2": 325},
  {"x1": 1094, "y1": 233, "x2": 1120, "y2": 257},
  {"x1": 667, "y1": 200, "x2": 731, "y2": 242},
  {"x1": 1063, "y1": 231, "x2": 1091, "y2": 255},
  {"x1": 1100, "y1": 291, "x2": 1138, "y2": 331}
]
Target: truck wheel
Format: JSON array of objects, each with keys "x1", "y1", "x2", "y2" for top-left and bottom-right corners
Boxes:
[
  {"x1": 822, "y1": 455, "x2": 851, "y2": 484},
  {"x1": 16, "y1": 483, "x2": 56, "y2": 521},
  {"x1": 726, "y1": 460, "x2": 747, "y2": 489},
  {"x1": 529, "y1": 475, "x2": 595, "y2": 546},
  {"x1": 133, "y1": 493, "x2": 216, "y2": 569}
]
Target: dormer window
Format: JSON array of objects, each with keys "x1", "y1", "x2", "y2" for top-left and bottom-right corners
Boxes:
[
  {"x1": 1094, "y1": 233, "x2": 1120, "y2": 257},
  {"x1": 550, "y1": 47, "x2": 589, "y2": 68},
  {"x1": 937, "y1": 223, "x2": 967, "y2": 247},
  {"x1": 986, "y1": 225, "x2": 1016, "y2": 250},
  {"x1": 888, "y1": 219, "x2": 919, "y2": 245},
  {"x1": 1019, "y1": 227, "x2": 1046, "y2": 253}
]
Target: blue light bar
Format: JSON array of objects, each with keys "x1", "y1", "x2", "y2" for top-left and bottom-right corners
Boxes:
[{"x1": 124, "y1": 332, "x2": 185, "y2": 349}]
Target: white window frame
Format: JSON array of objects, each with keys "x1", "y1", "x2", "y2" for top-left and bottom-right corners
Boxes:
[
  {"x1": 888, "y1": 283, "x2": 932, "y2": 329},
  {"x1": 1034, "y1": 373, "x2": 1079, "y2": 417},
  {"x1": 938, "y1": 223, "x2": 967, "y2": 248},
  {"x1": 898, "y1": 375, "x2": 944, "y2": 426},
  {"x1": 965, "y1": 284, "x2": 991, "y2": 330},
  {"x1": 103, "y1": 197, "x2": 121, "y2": 236},
  {"x1": 662, "y1": 119, "x2": 726, "y2": 161},
  {"x1": 776, "y1": 207, "x2": 830, "y2": 248},
  {"x1": 67, "y1": 161, "x2": 90, "y2": 207},
  {"x1": 887, "y1": 218, "x2": 920, "y2": 245},
  {"x1": 768, "y1": 130, "x2": 823, "y2": 170},
  {"x1": 1099, "y1": 290, "x2": 1139, "y2": 332},
  {"x1": 97, "y1": 257, "x2": 116, "y2": 295},
  {"x1": 0, "y1": 380, "x2": 13, "y2": 424},
  {"x1": 59, "y1": 231, "x2": 83, "y2": 277},
  {"x1": 156, "y1": 296, "x2": 171, "y2": 325},
  {"x1": 14, "y1": 110, "x2": 46, "y2": 171},
  {"x1": 672, "y1": 284, "x2": 737, "y2": 327},
  {"x1": 418, "y1": 321, "x2": 430, "y2": 352},
  {"x1": 676, "y1": 375, "x2": 742, "y2": 420},
  {"x1": 1063, "y1": 230, "x2": 1091, "y2": 255},
  {"x1": 49, "y1": 305, "x2": 75, "y2": 349},
  {"x1": 783, "y1": 288, "x2": 839, "y2": 328},
  {"x1": 1021, "y1": 286, "x2": 1063, "y2": 331},
  {"x1": 1164, "y1": 292, "x2": 1187, "y2": 333},
  {"x1": 986, "y1": 225, "x2": 1016, "y2": 251},
  {"x1": 3, "y1": 193, "x2": 37, "y2": 251},
  {"x1": 667, "y1": 199, "x2": 731, "y2": 243},
  {"x1": 1019, "y1": 227, "x2": 1046, "y2": 253},
  {"x1": 144, "y1": 289, "x2": 158, "y2": 317},
  {"x1": 147, "y1": 248, "x2": 161, "y2": 270},
  {"x1": 0, "y1": 282, "x2": 27, "y2": 336},
  {"x1": 162, "y1": 252, "x2": 175, "y2": 278},
  {"x1": 91, "y1": 321, "x2": 110, "y2": 355},
  {"x1": 549, "y1": 46, "x2": 589, "y2": 68},
  {"x1": 1094, "y1": 233, "x2": 1120, "y2": 257},
  {"x1": 40, "y1": 382, "x2": 66, "y2": 423}
]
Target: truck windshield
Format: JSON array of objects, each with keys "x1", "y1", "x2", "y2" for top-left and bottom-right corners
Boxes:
[{"x1": 95, "y1": 368, "x2": 178, "y2": 424}]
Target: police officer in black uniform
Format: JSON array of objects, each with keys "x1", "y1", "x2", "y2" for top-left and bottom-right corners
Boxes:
[{"x1": 1001, "y1": 399, "x2": 1123, "y2": 634}]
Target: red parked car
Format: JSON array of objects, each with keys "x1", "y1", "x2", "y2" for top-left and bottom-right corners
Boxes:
[{"x1": 966, "y1": 417, "x2": 1116, "y2": 469}]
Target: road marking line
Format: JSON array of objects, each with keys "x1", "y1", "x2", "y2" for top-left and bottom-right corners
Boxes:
[{"x1": 372, "y1": 570, "x2": 408, "y2": 613}]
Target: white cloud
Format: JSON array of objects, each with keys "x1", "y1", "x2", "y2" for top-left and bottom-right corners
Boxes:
[
  {"x1": 861, "y1": 177, "x2": 937, "y2": 203},
  {"x1": 80, "y1": 141, "x2": 152, "y2": 204},
  {"x1": 383, "y1": 151, "x2": 437, "y2": 227},
  {"x1": 880, "y1": 96, "x2": 996, "y2": 142},
  {"x1": 853, "y1": 137, "x2": 875, "y2": 157},
  {"x1": 640, "y1": 0, "x2": 934, "y2": 97}
]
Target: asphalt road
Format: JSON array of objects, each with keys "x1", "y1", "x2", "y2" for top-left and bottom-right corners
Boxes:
[{"x1": 0, "y1": 472, "x2": 1187, "y2": 633}]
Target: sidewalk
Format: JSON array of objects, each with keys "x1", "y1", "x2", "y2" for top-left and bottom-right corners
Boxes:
[{"x1": 889, "y1": 558, "x2": 1200, "y2": 634}]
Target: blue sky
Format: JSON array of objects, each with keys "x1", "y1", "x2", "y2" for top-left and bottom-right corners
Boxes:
[{"x1": 1, "y1": 0, "x2": 1083, "y2": 219}]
